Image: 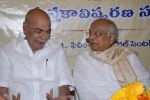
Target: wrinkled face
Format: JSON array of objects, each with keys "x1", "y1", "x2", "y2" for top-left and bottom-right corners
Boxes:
[
  {"x1": 23, "y1": 14, "x2": 51, "y2": 53},
  {"x1": 88, "y1": 21, "x2": 116, "y2": 51}
]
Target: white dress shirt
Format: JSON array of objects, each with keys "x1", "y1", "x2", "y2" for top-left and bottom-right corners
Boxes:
[
  {"x1": 0, "y1": 35, "x2": 74, "y2": 100},
  {"x1": 73, "y1": 51, "x2": 150, "y2": 100}
]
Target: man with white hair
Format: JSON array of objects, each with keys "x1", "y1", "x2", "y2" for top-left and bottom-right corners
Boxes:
[{"x1": 73, "y1": 19, "x2": 150, "y2": 100}]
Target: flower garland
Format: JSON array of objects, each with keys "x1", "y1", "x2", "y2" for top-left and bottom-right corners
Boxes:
[{"x1": 111, "y1": 82, "x2": 150, "y2": 100}]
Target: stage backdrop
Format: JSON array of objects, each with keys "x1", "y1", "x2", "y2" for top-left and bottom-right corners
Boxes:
[{"x1": 0, "y1": 0, "x2": 150, "y2": 71}]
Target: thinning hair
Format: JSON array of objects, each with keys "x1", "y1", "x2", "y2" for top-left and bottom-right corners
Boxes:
[{"x1": 93, "y1": 18, "x2": 119, "y2": 39}]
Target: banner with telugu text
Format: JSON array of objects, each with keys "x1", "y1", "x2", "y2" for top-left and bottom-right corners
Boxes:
[{"x1": 0, "y1": 0, "x2": 150, "y2": 71}]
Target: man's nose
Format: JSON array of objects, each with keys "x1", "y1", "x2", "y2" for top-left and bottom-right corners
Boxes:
[{"x1": 40, "y1": 32, "x2": 47, "y2": 41}]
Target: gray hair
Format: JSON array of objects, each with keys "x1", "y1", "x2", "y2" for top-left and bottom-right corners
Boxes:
[{"x1": 93, "y1": 18, "x2": 119, "y2": 41}]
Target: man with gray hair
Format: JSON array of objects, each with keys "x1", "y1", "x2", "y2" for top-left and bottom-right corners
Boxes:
[{"x1": 73, "y1": 19, "x2": 150, "y2": 100}]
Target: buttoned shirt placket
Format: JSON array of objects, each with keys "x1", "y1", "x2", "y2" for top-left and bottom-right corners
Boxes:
[{"x1": 25, "y1": 42, "x2": 40, "y2": 100}]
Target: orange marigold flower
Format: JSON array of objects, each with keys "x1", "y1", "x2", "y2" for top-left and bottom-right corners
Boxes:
[
  {"x1": 111, "y1": 88, "x2": 127, "y2": 100},
  {"x1": 111, "y1": 82, "x2": 147, "y2": 100},
  {"x1": 124, "y1": 82, "x2": 144, "y2": 100}
]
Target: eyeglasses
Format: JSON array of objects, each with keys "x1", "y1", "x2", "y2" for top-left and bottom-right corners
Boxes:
[{"x1": 86, "y1": 31, "x2": 111, "y2": 38}]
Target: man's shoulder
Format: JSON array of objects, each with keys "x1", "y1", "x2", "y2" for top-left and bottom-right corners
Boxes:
[{"x1": 0, "y1": 39, "x2": 16, "y2": 50}]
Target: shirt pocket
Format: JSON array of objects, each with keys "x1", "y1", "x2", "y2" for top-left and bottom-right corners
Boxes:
[{"x1": 42, "y1": 59, "x2": 57, "y2": 81}]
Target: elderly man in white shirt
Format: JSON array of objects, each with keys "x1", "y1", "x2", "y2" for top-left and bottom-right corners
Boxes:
[
  {"x1": 0, "y1": 8, "x2": 74, "y2": 100},
  {"x1": 73, "y1": 19, "x2": 150, "y2": 100}
]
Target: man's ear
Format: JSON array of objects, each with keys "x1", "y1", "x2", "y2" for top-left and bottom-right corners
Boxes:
[
  {"x1": 86, "y1": 38, "x2": 89, "y2": 43},
  {"x1": 110, "y1": 34, "x2": 117, "y2": 44}
]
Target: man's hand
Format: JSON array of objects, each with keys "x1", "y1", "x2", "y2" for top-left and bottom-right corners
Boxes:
[
  {"x1": 46, "y1": 89, "x2": 53, "y2": 100},
  {"x1": 59, "y1": 85, "x2": 70, "y2": 96},
  {"x1": 46, "y1": 90, "x2": 73, "y2": 100},
  {"x1": 12, "y1": 93, "x2": 20, "y2": 100},
  {"x1": 0, "y1": 87, "x2": 9, "y2": 100}
]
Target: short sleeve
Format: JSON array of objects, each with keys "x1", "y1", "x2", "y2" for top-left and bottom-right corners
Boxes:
[{"x1": 57, "y1": 48, "x2": 74, "y2": 88}]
